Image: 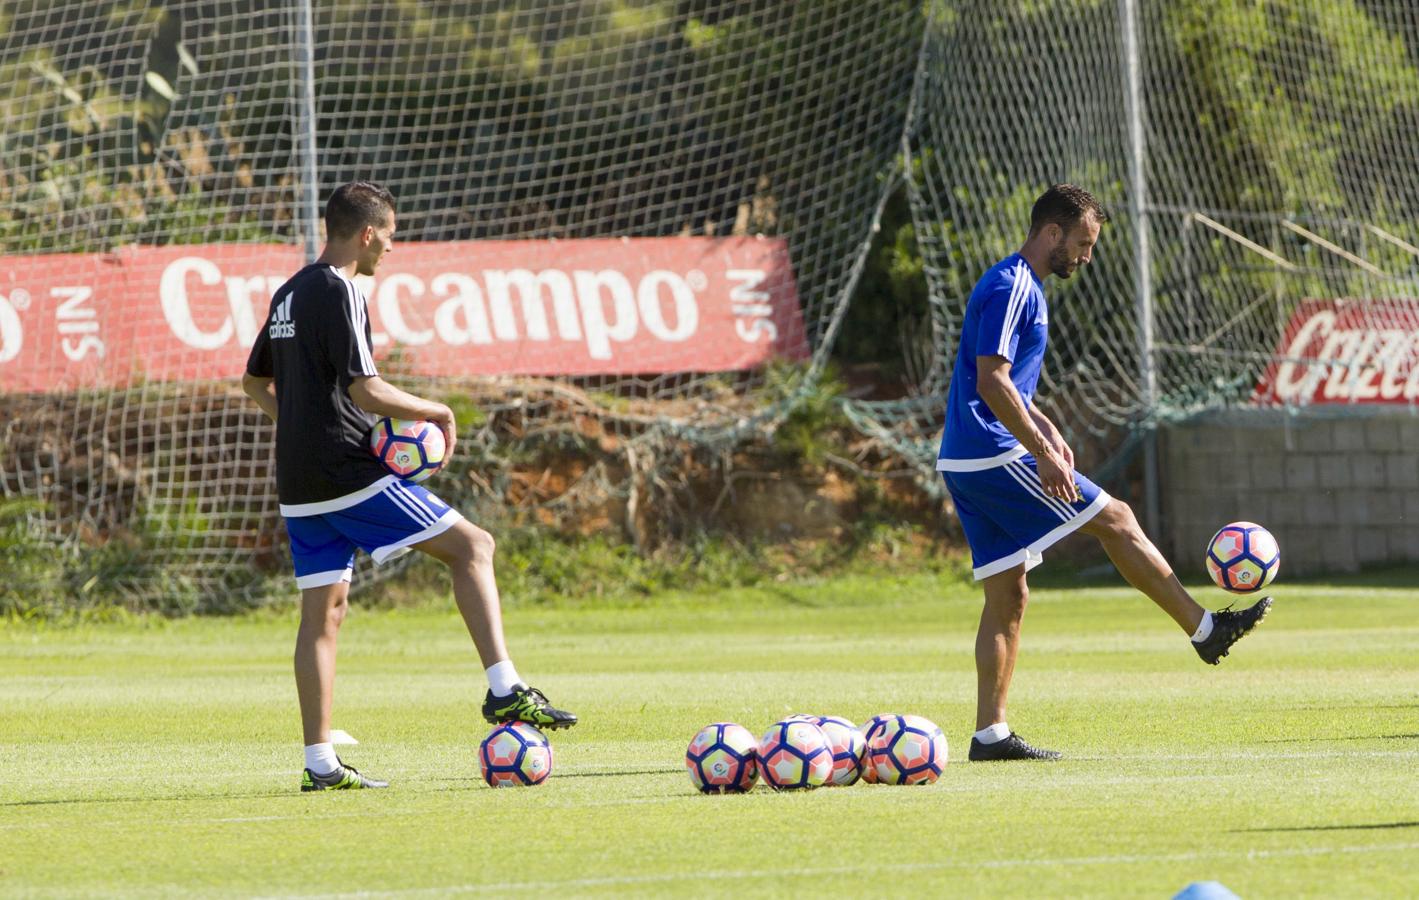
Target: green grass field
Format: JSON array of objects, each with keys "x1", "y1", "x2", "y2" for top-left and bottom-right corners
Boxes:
[{"x1": 4, "y1": 571, "x2": 1418, "y2": 898}]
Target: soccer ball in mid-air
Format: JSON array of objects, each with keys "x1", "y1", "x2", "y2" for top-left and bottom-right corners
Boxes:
[
  {"x1": 369, "y1": 417, "x2": 446, "y2": 482},
  {"x1": 858, "y1": 713, "x2": 897, "y2": 784},
  {"x1": 479, "y1": 721, "x2": 553, "y2": 787},
  {"x1": 1206, "y1": 521, "x2": 1280, "y2": 594},
  {"x1": 758, "y1": 719, "x2": 833, "y2": 790},
  {"x1": 685, "y1": 723, "x2": 759, "y2": 794},
  {"x1": 812, "y1": 715, "x2": 867, "y2": 786},
  {"x1": 864, "y1": 714, "x2": 948, "y2": 785}
]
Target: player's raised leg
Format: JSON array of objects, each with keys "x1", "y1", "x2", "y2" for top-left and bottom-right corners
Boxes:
[
  {"x1": 414, "y1": 518, "x2": 578, "y2": 729},
  {"x1": 1075, "y1": 498, "x2": 1271, "y2": 664},
  {"x1": 295, "y1": 580, "x2": 388, "y2": 790}
]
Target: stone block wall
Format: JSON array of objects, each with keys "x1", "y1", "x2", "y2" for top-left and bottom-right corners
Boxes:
[{"x1": 1160, "y1": 411, "x2": 1419, "y2": 576}]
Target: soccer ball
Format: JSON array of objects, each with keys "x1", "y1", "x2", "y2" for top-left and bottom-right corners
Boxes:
[
  {"x1": 758, "y1": 719, "x2": 833, "y2": 790},
  {"x1": 865, "y1": 714, "x2": 948, "y2": 785},
  {"x1": 479, "y1": 721, "x2": 553, "y2": 787},
  {"x1": 812, "y1": 715, "x2": 867, "y2": 786},
  {"x1": 1206, "y1": 521, "x2": 1280, "y2": 594},
  {"x1": 858, "y1": 713, "x2": 896, "y2": 784},
  {"x1": 369, "y1": 417, "x2": 446, "y2": 482},
  {"x1": 685, "y1": 723, "x2": 759, "y2": 794}
]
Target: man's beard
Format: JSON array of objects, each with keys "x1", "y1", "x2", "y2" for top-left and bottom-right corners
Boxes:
[{"x1": 1047, "y1": 243, "x2": 1075, "y2": 279}]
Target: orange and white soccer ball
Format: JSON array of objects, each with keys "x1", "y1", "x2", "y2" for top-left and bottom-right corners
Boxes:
[
  {"x1": 685, "y1": 722, "x2": 759, "y2": 794},
  {"x1": 757, "y1": 719, "x2": 833, "y2": 790},
  {"x1": 1206, "y1": 521, "x2": 1280, "y2": 594},
  {"x1": 864, "y1": 714, "x2": 948, "y2": 785},
  {"x1": 369, "y1": 417, "x2": 446, "y2": 482},
  {"x1": 479, "y1": 721, "x2": 553, "y2": 787}
]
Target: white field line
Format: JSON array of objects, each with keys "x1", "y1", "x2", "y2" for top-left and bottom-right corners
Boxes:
[{"x1": 266, "y1": 841, "x2": 1419, "y2": 898}]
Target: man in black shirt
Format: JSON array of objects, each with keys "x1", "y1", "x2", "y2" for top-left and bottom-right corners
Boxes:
[{"x1": 243, "y1": 182, "x2": 577, "y2": 792}]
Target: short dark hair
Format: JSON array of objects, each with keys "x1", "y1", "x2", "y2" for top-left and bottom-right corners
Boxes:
[
  {"x1": 324, "y1": 181, "x2": 396, "y2": 240},
  {"x1": 1029, "y1": 184, "x2": 1109, "y2": 235}
]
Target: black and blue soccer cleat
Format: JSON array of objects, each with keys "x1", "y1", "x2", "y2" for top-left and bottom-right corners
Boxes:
[
  {"x1": 968, "y1": 732, "x2": 1063, "y2": 762},
  {"x1": 1194, "y1": 596, "x2": 1273, "y2": 665}
]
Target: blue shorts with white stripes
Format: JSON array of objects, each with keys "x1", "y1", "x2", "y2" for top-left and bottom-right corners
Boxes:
[
  {"x1": 941, "y1": 455, "x2": 1111, "y2": 581},
  {"x1": 284, "y1": 479, "x2": 463, "y2": 589}
]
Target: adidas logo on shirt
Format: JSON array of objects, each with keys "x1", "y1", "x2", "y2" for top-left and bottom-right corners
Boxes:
[{"x1": 269, "y1": 292, "x2": 295, "y2": 339}]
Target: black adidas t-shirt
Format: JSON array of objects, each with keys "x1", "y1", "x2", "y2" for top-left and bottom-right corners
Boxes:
[{"x1": 246, "y1": 264, "x2": 390, "y2": 512}]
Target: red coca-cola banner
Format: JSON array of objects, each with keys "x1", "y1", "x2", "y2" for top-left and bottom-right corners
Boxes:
[
  {"x1": 0, "y1": 237, "x2": 808, "y2": 392},
  {"x1": 1255, "y1": 299, "x2": 1419, "y2": 404}
]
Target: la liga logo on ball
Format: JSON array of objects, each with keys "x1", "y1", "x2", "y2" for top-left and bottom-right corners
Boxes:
[
  {"x1": 369, "y1": 417, "x2": 446, "y2": 482},
  {"x1": 1206, "y1": 521, "x2": 1280, "y2": 593}
]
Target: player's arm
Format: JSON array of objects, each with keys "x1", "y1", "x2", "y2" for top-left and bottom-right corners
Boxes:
[
  {"x1": 1027, "y1": 404, "x2": 1073, "y2": 469},
  {"x1": 242, "y1": 321, "x2": 278, "y2": 422},
  {"x1": 976, "y1": 355, "x2": 1080, "y2": 502},
  {"x1": 347, "y1": 376, "x2": 457, "y2": 459},
  {"x1": 242, "y1": 372, "x2": 278, "y2": 422}
]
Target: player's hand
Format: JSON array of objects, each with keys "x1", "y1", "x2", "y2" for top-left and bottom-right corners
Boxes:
[
  {"x1": 1037, "y1": 449, "x2": 1081, "y2": 504},
  {"x1": 428, "y1": 404, "x2": 457, "y2": 460}
]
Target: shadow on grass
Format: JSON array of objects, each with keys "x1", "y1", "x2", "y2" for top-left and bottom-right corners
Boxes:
[
  {"x1": 1283, "y1": 563, "x2": 1419, "y2": 589},
  {"x1": 1237, "y1": 821, "x2": 1419, "y2": 833},
  {"x1": 5, "y1": 768, "x2": 682, "y2": 807},
  {"x1": 438, "y1": 767, "x2": 676, "y2": 785},
  {"x1": 557, "y1": 768, "x2": 678, "y2": 779},
  {"x1": 1031, "y1": 561, "x2": 1419, "y2": 591},
  {"x1": 3, "y1": 791, "x2": 298, "y2": 808},
  {"x1": 1258, "y1": 733, "x2": 1419, "y2": 743}
]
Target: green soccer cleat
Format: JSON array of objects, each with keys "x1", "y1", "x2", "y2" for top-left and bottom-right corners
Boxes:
[
  {"x1": 300, "y1": 761, "x2": 389, "y2": 792},
  {"x1": 482, "y1": 686, "x2": 578, "y2": 730}
]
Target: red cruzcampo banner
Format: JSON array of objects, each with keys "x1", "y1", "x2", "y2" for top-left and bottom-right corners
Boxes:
[
  {"x1": 1256, "y1": 298, "x2": 1419, "y2": 405},
  {"x1": 0, "y1": 237, "x2": 808, "y2": 391}
]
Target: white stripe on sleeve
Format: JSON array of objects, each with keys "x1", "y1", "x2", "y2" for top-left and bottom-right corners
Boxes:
[
  {"x1": 334, "y1": 267, "x2": 377, "y2": 375},
  {"x1": 996, "y1": 262, "x2": 1030, "y2": 357}
]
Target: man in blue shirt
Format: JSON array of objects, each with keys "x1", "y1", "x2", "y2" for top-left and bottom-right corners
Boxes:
[{"x1": 939, "y1": 184, "x2": 1271, "y2": 762}]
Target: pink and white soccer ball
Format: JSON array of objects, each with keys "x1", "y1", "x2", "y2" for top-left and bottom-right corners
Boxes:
[
  {"x1": 479, "y1": 721, "x2": 553, "y2": 787},
  {"x1": 369, "y1": 417, "x2": 446, "y2": 482},
  {"x1": 858, "y1": 713, "x2": 897, "y2": 784},
  {"x1": 865, "y1": 714, "x2": 948, "y2": 785},
  {"x1": 685, "y1": 722, "x2": 759, "y2": 794},
  {"x1": 1206, "y1": 521, "x2": 1280, "y2": 594},
  {"x1": 758, "y1": 719, "x2": 833, "y2": 790},
  {"x1": 812, "y1": 715, "x2": 867, "y2": 786}
]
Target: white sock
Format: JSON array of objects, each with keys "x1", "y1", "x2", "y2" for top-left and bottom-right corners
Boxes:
[
  {"x1": 974, "y1": 722, "x2": 1011, "y2": 744},
  {"x1": 304, "y1": 742, "x2": 340, "y2": 776},
  {"x1": 486, "y1": 660, "x2": 526, "y2": 697},
  {"x1": 1191, "y1": 611, "x2": 1215, "y2": 643}
]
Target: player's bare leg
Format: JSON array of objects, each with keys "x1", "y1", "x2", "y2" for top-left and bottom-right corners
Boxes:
[
  {"x1": 416, "y1": 519, "x2": 578, "y2": 729},
  {"x1": 416, "y1": 519, "x2": 511, "y2": 666},
  {"x1": 1076, "y1": 499, "x2": 1204, "y2": 634},
  {"x1": 1076, "y1": 498, "x2": 1272, "y2": 665},
  {"x1": 970, "y1": 563, "x2": 1061, "y2": 761},
  {"x1": 976, "y1": 563, "x2": 1028, "y2": 731},
  {"x1": 294, "y1": 580, "x2": 386, "y2": 790},
  {"x1": 295, "y1": 580, "x2": 349, "y2": 746}
]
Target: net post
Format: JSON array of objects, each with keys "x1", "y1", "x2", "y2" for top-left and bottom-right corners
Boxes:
[
  {"x1": 1120, "y1": 0, "x2": 1160, "y2": 537},
  {"x1": 293, "y1": 0, "x2": 320, "y2": 263}
]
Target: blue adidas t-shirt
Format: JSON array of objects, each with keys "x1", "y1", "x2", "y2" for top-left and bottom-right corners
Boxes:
[{"x1": 938, "y1": 253, "x2": 1049, "y2": 470}]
